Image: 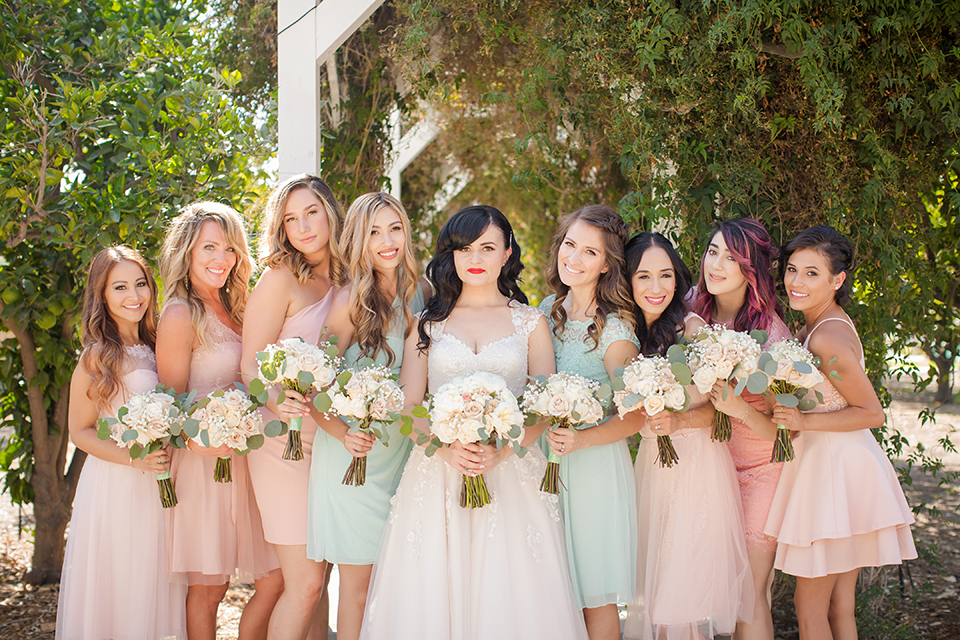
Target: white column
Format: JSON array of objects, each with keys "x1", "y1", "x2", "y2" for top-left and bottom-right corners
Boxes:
[{"x1": 278, "y1": 0, "x2": 321, "y2": 180}]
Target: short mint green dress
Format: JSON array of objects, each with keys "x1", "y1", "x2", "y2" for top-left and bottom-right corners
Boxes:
[
  {"x1": 307, "y1": 286, "x2": 424, "y2": 564},
  {"x1": 539, "y1": 295, "x2": 638, "y2": 609}
]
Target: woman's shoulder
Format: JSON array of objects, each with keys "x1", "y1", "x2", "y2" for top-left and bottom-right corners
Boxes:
[
  {"x1": 509, "y1": 300, "x2": 546, "y2": 336},
  {"x1": 805, "y1": 315, "x2": 861, "y2": 360},
  {"x1": 254, "y1": 264, "x2": 298, "y2": 292},
  {"x1": 538, "y1": 294, "x2": 557, "y2": 313},
  {"x1": 682, "y1": 311, "x2": 706, "y2": 338},
  {"x1": 158, "y1": 299, "x2": 192, "y2": 329}
]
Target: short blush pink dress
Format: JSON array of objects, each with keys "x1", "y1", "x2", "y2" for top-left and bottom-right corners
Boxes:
[
  {"x1": 763, "y1": 316, "x2": 917, "y2": 578},
  {"x1": 723, "y1": 316, "x2": 792, "y2": 551},
  {"x1": 247, "y1": 289, "x2": 335, "y2": 546},
  {"x1": 167, "y1": 303, "x2": 280, "y2": 585},
  {"x1": 57, "y1": 345, "x2": 186, "y2": 640}
]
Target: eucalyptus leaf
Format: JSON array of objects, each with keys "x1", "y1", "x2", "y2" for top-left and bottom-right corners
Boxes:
[
  {"x1": 671, "y1": 362, "x2": 692, "y2": 386},
  {"x1": 264, "y1": 420, "x2": 284, "y2": 438},
  {"x1": 199, "y1": 430, "x2": 210, "y2": 448},
  {"x1": 794, "y1": 360, "x2": 813, "y2": 374},
  {"x1": 412, "y1": 405, "x2": 429, "y2": 418},
  {"x1": 666, "y1": 344, "x2": 686, "y2": 364},
  {"x1": 247, "y1": 434, "x2": 265, "y2": 450},
  {"x1": 750, "y1": 329, "x2": 768, "y2": 345},
  {"x1": 313, "y1": 393, "x2": 332, "y2": 413},
  {"x1": 121, "y1": 429, "x2": 138, "y2": 443},
  {"x1": 734, "y1": 377, "x2": 748, "y2": 396},
  {"x1": 775, "y1": 393, "x2": 799, "y2": 408},
  {"x1": 182, "y1": 418, "x2": 200, "y2": 439},
  {"x1": 746, "y1": 371, "x2": 769, "y2": 395},
  {"x1": 798, "y1": 397, "x2": 817, "y2": 411}
]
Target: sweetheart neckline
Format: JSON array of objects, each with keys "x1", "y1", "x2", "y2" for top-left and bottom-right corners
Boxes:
[{"x1": 439, "y1": 331, "x2": 517, "y2": 356}]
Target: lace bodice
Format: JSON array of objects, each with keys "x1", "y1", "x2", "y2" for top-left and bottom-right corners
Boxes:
[
  {"x1": 802, "y1": 317, "x2": 863, "y2": 413},
  {"x1": 425, "y1": 301, "x2": 543, "y2": 396},
  {"x1": 162, "y1": 301, "x2": 242, "y2": 396},
  {"x1": 104, "y1": 345, "x2": 159, "y2": 419},
  {"x1": 539, "y1": 295, "x2": 637, "y2": 392}
]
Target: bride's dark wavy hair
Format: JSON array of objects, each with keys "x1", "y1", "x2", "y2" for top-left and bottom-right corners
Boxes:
[
  {"x1": 626, "y1": 232, "x2": 692, "y2": 356},
  {"x1": 417, "y1": 205, "x2": 526, "y2": 352}
]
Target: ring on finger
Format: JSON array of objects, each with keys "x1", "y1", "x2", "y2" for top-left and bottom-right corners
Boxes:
[{"x1": 560, "y1": 444, "x2": 565, "y2": 452}]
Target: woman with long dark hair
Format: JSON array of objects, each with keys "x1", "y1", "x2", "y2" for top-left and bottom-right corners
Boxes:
[{"x1": 360, "y1": 205, "x2": 587, "y2": 640}]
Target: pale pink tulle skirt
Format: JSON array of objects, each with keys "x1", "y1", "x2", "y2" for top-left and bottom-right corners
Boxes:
[
  {"x1": 168, "y1": 448, "x2": 279, "y2": 585},
  {"x1": 624, "y1": 428, "x2": 753, "y2": 640},
  {"x1": 57, "y1": 456, "x2": 186, "y2": 640}
]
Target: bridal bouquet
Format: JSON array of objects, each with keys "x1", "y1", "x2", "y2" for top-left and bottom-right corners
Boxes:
[
  {"x1": 251, "y1": 337, "x2": 340, "y2": 461},
  {"x1": 613, "y1": 349, "x2": 690, "y2": 468},
  {"x1": 319, "y1": 361, "x2": 406, "y2": 486},
  {"x1": 686, "y1": 325, "x2": 766, "y2": 442},
  {"x1": 97, "y1": 385, "x2": 182, "y2": 507},
  {"x1": 183, "y1": 388, "x2": 264, "y2": 482},
  {"x1": 522, "y1": 372, "x2": 607, "y2": 494},
  {"x1": 425, "y1": 372, "x2": 525, "y2": 508},
  {"x1": 753, "y1": 339, "x2": 825, "y2": 463}
]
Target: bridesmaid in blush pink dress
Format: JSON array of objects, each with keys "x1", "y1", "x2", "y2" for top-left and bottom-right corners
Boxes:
[
  {"x1": 691, "y1": 218, "x2": 792, "y2": 640},
  {"x1": 57, "y1": 247, "x2": 185, "y2": 640},
  {"x1": 158, "y1": 202, "x2": 281, "y2": 640},
  {"x1": 241, "y1": 174, "x2": 347, "y2": 640},
  {"x1": 764, "y1": 226, "x2": 915, "y2": 640}
]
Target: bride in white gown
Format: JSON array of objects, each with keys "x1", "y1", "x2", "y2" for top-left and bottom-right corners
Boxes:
[{"x1": 360, "y1": 205, "x2": 588, "y2": 640}]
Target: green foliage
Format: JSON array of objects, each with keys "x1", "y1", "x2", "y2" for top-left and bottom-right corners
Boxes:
[{"x1": 0, "y1": 0, "x2": 268, "y2": 580}]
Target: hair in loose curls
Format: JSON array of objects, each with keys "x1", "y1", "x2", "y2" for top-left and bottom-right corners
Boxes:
[
  {"x1": 79, "y1": 246, "x2": 159, "y2": 411},
  {"x1": 781, "y1": 225, "x2": 856, "y2": 306},
  {"x1": 626, "y1": 232, "x2": 693, "y2": 356},
  {"x1": 693, "y1": 218, "x2": 784, "y2": 332},
  {"x1": 160, "y1": 201, "x2": 253, "y2": 347},
  {"x1": 417, "y1": 205, "x2": 526, "y2": 352},
  {"x1": 546, "y1": 205, "x2": 635, "y2": 350},
  {"x1": 341, "y1": 192, "x2": 420, "y2": 366},
  {"x1": 258, "y1": 173, "x2": 347, "y2": 287}
]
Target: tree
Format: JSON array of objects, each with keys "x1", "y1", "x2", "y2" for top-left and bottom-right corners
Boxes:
[{"x1": 0, "y1": 0, "x2": 266, "y2": 583}]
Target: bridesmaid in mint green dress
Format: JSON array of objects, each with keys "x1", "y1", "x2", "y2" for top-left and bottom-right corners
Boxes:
[
  {"x1": 539, "y1": 205, "x2": 640, "y2": 640},
  {"x1": 306, "y1": 192, "x2": 429, "y2": 640}
]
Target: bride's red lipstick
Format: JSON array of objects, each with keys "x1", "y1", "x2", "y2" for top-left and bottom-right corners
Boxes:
[{"x1": 467, "y1": 268, "x2": 485, "y2": 274}]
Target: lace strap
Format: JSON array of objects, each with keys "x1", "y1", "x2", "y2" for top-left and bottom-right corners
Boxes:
[
  {"x1": 510, "y1": 302, "x2": 543, "y2": 339},
  {"x1": 599, "y1": 314, "x2": 639, "y2": 353}
]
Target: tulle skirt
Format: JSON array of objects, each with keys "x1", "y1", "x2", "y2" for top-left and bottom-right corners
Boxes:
[
  {"x1": 360, "y1": 445, "x2": 588, "y2": 640},
  {"x1": 57, "y1": 456, "x2": 186, "y2": 640},
  {"x1": 624, "y1": 428, "x2": 753, "y2": 640}
]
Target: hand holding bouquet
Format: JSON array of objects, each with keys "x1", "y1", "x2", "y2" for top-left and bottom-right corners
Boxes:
[
  {"x1": 420, "y1": 372, "x2": 525, "y2": 508},
  {"x1": 613, "y1": 348, "x2": 690, "y2": 468},
  {"x1": 522, "y1": 372, "x2": 607, "y2": 494},
  {"x1": 250, "y1": 337, "x2": 341, "y2": 461},
  {"x1": 319, "y1": 361, "x2": 406, "y2": 486},
  {"x1": 753, "y1": 339, "x2": 826, "y2": 462},
  {"x1": 181, "y1": 388, "x2": 264, "y2": 482},
  {"x1": 686, "y1": 325, "x2": 766, "y2": 441},
  {"x1": 97, "y1": 385, "x2": 182, "y2": 507}
]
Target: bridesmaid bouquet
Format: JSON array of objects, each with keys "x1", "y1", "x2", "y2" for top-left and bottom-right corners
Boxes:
[
  {"x1": 521, "y1": 372, "x2": 607, "y2": 494},
  {"x1": 423, "y1": 372, "x2": 525, "y2": 508},
  {"x1": 182, "y1": 388, "x2": 265, "y2": 482},
  {"x1": 754, "y1": 339, "x2": 825, "y2": 463},
  {"x1": 321, "y1": 361, "x2": 406, "y2": 486},
  {"x1": 250, "y1": 337, "x2": 341, "y2": 461},
  {"x1": 686, "y1": 325, "x2": 766, "y2": 442},
  {"x1": 613, "y1": 350, "x2": 690, "y2": 468},
  {"x1": 97, "y1": 385, "x2": 182, "y2": 508}
]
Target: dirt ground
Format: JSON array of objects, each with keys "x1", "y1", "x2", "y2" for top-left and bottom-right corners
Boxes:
[{"x1": 1, "y1": 393, "x2": 957, "y2": 640}]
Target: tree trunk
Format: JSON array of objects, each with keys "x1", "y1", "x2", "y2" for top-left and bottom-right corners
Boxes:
[{"x1": 933, "y1": 352, "x2": 956, "y2": 405}]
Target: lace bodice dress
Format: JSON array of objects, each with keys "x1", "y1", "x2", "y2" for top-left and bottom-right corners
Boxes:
[
  {"x1": 538, "y1": 295, "x2": 637, "y2": 609},
  {"x1": 763, "y1": 316, "x2": 916, "y2": 577},
  {"x1": 166, "y1": 302, "x2": 279, "y2": 585},
  {"x1": 57, "y1": 345, "x2": 186, "y2": 640},
  {"x1": 360, "y1": 302, "x2": 588, "y2": 640}
]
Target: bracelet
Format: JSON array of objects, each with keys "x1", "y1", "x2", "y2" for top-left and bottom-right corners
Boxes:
[
  {"x1": 742, "y1": 403, "x2": 750, "y2": 424},
  {"x1": 688, "y1": 411, "x2": 693, "y2": 429}
]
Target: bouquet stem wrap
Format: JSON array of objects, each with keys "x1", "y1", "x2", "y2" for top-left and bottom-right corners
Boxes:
[
  {"x1": 710, "y1": 410, "x2": 732, "y2": 442},
  {"x1": 283, "y1": 415, "x2": 304, "y2": 461},
  {"x1": 539, "y1": 419, "x2": 566, "y2": 494},
  {"x1": 156, "y1": 470, "x2": 177, "y2": 508},
  {"x1": 215, "y1": 456, "x2": 232, "y2": 483},
  {"x1": 461, "y1": 473, "x2": 492, "y2": 509}
]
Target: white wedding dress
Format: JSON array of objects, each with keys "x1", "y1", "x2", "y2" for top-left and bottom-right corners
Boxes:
[{"x1": 360, "y1": 302, "x2": 588, "y2": 640}]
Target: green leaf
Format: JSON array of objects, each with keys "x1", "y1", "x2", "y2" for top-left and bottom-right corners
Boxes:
[
  {"x1": 749, "y1": 329, "x2": 768, "y2": 345},
  {"x1": 248, "y1": 378, "x2": 265, "y2": 396},
  {"x1": 412, "y1": 405, "x2": 429, "y2": 418},
  {"x1": 121, "y1": 429, "x2": 138, "y2": 443},
  {"x1": 298, "y1": 370, "x2": 315, "y2": 384},
  {"x1": 671, "y1": 362, "x2": 692, "y2": 386},
  {"x1": 313, "y1": 393, "x2": 332, "y2": 413},
  {"x1": 246, "y1": 434, "x2": 265, "y2": 450},
  {"x1": 182, "y1": 418, "x2": 200, "y2": 439},
  {"x1": 794, "y1": 361, "x2": 814, "y2": 374},
  {"x1": 666, "y1": 344, "x2": 686, "y2": 364},
  {"x1": 775, "y1": 393, "x2": 799, "y2": 408},
  {"x1": 199, "y1": 430, "x2": 210, "y2": 447},
  {"x1": 336, "y1": 370, "x2": 353, "y2": 387},
  {"x1": 264, "y1": 420, "x2": 285, "y2": 438},
  {"x1": 798, "y1": 398, "x2": 817, "y2": 411},
  {"x1": 746, "y1": 372, "x2": 769, "y2": 395},
  {"x1": 734, "y1": 377, "x2": 748, "y2": 396},
  {"x1": 623, "y1": 392, "x2": 641, "y2": 408}
]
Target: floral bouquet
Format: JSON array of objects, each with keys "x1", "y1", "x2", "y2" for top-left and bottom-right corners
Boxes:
[
  {"x1": 318, "y1": 361, "x2": 406, "y2": 486},
  {"x1": 521, "y1": 372, "x2": 607, "y2": 494},
  {"x1": 420, "y1": 372, "x2": 525, "y2": 508},
  {"x1": 250, "y1": 337, "x2": 340, "y2": 461},
  {"x1": 687, "y1": 325, "x2": 766, "y2": 442},
  {"x1": 181, "y1": 388, "x2": 265, "y2": 482},
  {"x1": 753, "y1": 339, "x2": 826, "y2": 463},
  {"x1": 613, "y1": 348, "x2": 690, "y2": 468},
  {"x1": 97, "y1": 385, "x2": 182, "y2": 507}
]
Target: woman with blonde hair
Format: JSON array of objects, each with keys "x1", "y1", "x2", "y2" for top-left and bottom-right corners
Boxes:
[
  {"x1": 306, "y1": 192, "x2": 429, "y2": 640},
  {"x1": 57, "y1": 246, "x2": 185, "y2": 640},
  {"x1": 158, "y1": 202, "x2": 281, "y2": 640},
  {"x1": 240, "y1": 174, "x2": 345, "y2": 640}
]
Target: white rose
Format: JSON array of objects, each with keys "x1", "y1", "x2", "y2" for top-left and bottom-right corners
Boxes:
[
  {"x1": 547, "y1": 394, "x2": 573, "y2": 417},
  {"x1": 718, "y1": 330, "x2": 737, "y2": 346},
  {"x1": 773, "y1": 359, "x2": 793, "y2": 381},
  {"x1": 714, "y1": 359, "x2": 735, "y2": 380},
  {"x1": 458, "y1": 418, "x2": 485, "y2": 443},
  {"x1": 462, "y1": 400, "x2": 485, "y2": 420},
  {"x1": 642, "y1": 394, "x2": 666, "y2": 416},
  {"x1": 223, "y1": 408, "x2": 242, "y2": 429},
  {"x1": 692, "y1": 365, "x2": 718, "y2": 394},
  {"x1": 634, "y1": 378, "x2": 656, "y2": 398},
  {"x1": 702, "y1": 343, "x2": 725, "y2": 364},
  {"x1": 664, "y1": 384, "x2": 687, "y2": 410},
  {"x1": 369, "y1": 396, "x2": 390, "y2": 421}
]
